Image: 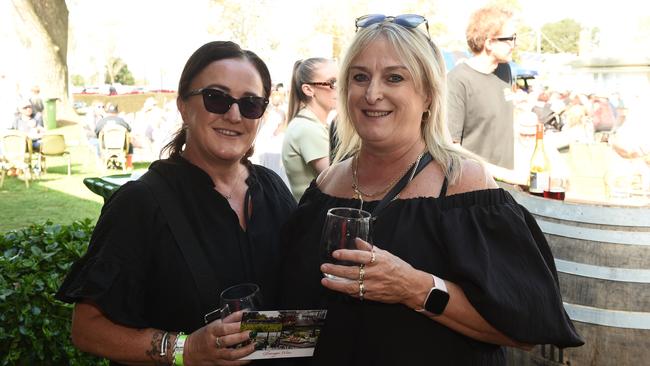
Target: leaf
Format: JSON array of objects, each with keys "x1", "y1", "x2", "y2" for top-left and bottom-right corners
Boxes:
[
  {"x1": 3, "y1": 248, "x2": 17, "y2": 259},
  {"x1": 30, "y1": 246, "x2": 44, "y2": 257},
  {"x1": 1, "y1": 221, "x2": 98, "y2": 364}
]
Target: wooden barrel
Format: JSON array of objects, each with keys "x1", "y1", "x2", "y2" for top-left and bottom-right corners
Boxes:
[{"x1": 506, "y1": 188, "x2": 650, "y2": 366}]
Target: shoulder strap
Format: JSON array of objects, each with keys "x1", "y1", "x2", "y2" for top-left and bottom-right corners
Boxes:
[
  {"x1": 439, "y1": 176, "x2": 448, "y2": 198},
  {"x1": 139, "y1": 169, "x2": 219, "y2": 320},
  {"x1": 372, "y1": 152, "x2": 433, "y2": 218}
]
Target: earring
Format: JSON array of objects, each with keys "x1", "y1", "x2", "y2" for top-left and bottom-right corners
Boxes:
[{"x1": 422, "y1": 110, "x2": 431, "y2": 121}]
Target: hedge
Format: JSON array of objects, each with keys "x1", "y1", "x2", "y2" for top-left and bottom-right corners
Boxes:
[{"x1": 0, "y1": 220, "x2": 108, "y2": 365}]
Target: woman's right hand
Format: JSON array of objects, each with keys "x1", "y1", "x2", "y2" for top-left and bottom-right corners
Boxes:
[{"x1": 184, "y1": 310, "x2": 255, "y2": 365}]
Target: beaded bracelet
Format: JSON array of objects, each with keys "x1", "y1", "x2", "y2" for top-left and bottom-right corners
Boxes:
[{"x1": 173, "y1": 332, "x2": 187, "y2": 366}]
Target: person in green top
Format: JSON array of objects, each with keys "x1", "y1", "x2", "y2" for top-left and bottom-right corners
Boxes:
[{"x1": 282, "y1": 57, "x2": 338, "y2": 201}]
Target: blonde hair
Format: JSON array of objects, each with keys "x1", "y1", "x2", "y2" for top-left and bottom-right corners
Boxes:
[{"x1": 334, "y1": 21, "x2": 480, "y2": 185}]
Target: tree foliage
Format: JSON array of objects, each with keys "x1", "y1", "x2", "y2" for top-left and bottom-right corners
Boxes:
[
  {"x1": 541, "y1": 18, "x2": 582, "y2": 54},
  {"x1": 104, "y1": 57, "x2": 134, "y2": 85},
  {"x1": 70, "y1": 74, "x2": 85, "y2": 86},
  {"x1": 515, "y1": 24, "x2": 537, "y2": 53},
  {"x1": 104, "y1": 57, "x2": 124, "y2": 84},
  {"x1": 115, "y1": 64, "x2": 135, "y2": 85}
]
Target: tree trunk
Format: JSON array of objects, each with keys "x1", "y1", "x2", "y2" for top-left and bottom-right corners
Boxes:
[{"x1": 8, "y1": 0, "x2": 69, "y2": 115}]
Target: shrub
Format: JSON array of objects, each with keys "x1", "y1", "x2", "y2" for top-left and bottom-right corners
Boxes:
[{"x1": 0, "y1": 220, "x2": 108, "y2": 365}]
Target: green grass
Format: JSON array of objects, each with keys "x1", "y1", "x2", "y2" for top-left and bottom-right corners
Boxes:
[{"x1": 0, "y1": 122, "x2": 151, "y2": 232}]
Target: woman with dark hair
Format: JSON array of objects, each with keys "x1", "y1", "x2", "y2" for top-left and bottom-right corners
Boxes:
[
  {"x1": 281, "y1": 57, "x2": 338, "y2": 201},
  {"x1": 56, "y1": 41, "x2": 296, "y2": 365}
]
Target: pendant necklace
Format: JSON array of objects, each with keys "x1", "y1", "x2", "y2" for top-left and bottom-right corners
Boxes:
[{"x1": 215, "y1": 165, "x2": 246, "y2": 200}]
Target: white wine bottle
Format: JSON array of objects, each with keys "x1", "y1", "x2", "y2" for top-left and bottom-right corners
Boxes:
[{"x1": 529, "y1": 123, "x2": 550, "y2": 197}]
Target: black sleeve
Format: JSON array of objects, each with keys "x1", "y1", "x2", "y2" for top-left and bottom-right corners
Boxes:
[
  {"x1": 438, "y1": 191, "x2": 583, "y2": 347},
  {"x1": 55, "y1": 181, "x2": 161, "y2": 328}
]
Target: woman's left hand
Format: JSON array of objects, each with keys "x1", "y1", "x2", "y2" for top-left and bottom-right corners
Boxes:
[{"x1": 320, "y1": 238, "x2": 427, "y2": 305}]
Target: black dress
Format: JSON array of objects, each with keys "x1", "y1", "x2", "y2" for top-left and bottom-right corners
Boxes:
[
  {"x1": 280, "y1": 182, "x2": 583, "y2": 365},
  {"x1": 56, "y1": 156, "x2": 296, "y2": 365}
]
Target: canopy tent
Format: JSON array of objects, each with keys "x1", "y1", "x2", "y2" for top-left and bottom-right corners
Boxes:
[
  {"x1": 509, "y1": 61, "x2": 538, "y2": 79},
  {"x1": 443, "y1": 50, "x2": 539, "y2": 91}
]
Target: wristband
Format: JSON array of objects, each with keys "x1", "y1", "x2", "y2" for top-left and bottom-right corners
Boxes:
[{"x1": 173, "y1": 332, "x2": 187, "y2": 366}]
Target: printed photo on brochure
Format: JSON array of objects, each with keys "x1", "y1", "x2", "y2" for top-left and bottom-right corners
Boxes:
[{"x1": 238, "y1": 309, "x2": 327, "y2": 360}]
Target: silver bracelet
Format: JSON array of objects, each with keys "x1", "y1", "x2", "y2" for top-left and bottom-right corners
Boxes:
[{"x1": 159, "y1": 331, "x2": 170, "y2": 357}]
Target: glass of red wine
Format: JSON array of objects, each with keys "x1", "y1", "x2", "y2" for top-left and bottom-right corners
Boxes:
[{"x1": 319, "y1": 207, "x2": 371, "y2": 281}]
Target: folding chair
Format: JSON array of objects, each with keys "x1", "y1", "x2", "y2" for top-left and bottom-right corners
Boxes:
[
  {"x1": 38, "y1": 134, "x2": 71, "y2": 176},
  {"x1": 0, "y1": 132, "x2": 33, "y2": 188}
]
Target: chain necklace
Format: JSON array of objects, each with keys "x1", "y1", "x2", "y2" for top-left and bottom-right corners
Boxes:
[
  {"x1": 352, "y1": 151, "x2": 426, "y2": 201},
  {"x1": 214, "y1": 165, "x2": 246, "y2": 200}
]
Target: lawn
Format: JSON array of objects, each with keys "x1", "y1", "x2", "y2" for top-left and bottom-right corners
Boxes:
[{"x1": 0, "y1": 121, "x2": 151, "y2": 232}]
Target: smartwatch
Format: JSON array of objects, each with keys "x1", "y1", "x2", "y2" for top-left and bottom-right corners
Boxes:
[{"x1": 416, "y1": 274, "x2": 449, "y2": 315}]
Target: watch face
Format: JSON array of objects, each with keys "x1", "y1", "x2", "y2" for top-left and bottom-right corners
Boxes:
[{"x1": 425, "y1": 288, "x2": 450, "y2": 315}]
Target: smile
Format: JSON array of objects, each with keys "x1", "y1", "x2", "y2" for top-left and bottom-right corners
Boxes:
[
  {"x1": 363, "y1": 110, "x2": 391, "y2": 117},
  {"x1": 214, "y1": 128, "x2": 241, "y2": 136}
]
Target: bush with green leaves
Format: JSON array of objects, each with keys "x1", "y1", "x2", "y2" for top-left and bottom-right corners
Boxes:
[{"x1": 0, "y1": 220, "x2": 108, "y2": 365}]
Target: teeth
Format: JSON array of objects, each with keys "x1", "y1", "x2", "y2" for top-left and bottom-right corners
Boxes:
[
  {"x1": 365, "y1": 111, "x2": 390, "y2": 117},
  {"x1": 216, "y1": 128, "x2": 239, "y2": 136}
]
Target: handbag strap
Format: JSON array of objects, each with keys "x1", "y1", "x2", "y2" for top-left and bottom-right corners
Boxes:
[
  {"x1": 371, "y1": 151, "x2": 433, "y2": 218},
  {"x1": 139, "y1": 169, "x2": 219, "y2": 320}
]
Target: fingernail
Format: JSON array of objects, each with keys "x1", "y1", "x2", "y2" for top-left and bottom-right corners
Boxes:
[
  {"x1": 249, "y1": 331, "x2": 257, "y2": 339},
  {"x1": 333, "y1": 251, "x2": 340, "y2": 258}
]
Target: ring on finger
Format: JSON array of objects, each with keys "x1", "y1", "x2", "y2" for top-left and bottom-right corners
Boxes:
[
  {"x1": 358, "y1": 264, "x2": 365, "y2": 282},
  {"x1": 215, "y1": 336, "x2": 223, "y2": 349},
  {"x1": 359, "y1": 281, "x2": 366, "y2": 301},
  {"x1": 369, "y1": 250, "x2": 376, "y2": 265}
]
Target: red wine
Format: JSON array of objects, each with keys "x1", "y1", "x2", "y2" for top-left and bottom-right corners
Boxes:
[{"x1": 543, "y1": 190, "x2": 565, "y2": 200}]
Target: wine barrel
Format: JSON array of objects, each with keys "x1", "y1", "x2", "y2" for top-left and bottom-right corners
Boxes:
[{"x1": 506, "y1": 188, "x2": 650, "y2": 366}]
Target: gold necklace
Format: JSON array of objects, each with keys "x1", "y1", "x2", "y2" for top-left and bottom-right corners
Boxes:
[{"x1": 351, "y1": 151, "x2": 426, "y2": 200}]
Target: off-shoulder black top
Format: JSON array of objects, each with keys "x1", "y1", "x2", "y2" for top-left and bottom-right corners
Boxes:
[{"x1": 280, "y1": 181, "x2": 583, "y2": 365}]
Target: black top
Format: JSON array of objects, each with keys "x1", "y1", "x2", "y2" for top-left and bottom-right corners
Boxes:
[
  {"x1": 56, "y1": 156, "x2": 296, "y2": 363},
  {"x1": 280, "y1": 182, "x2": 583, "y2": 365}
]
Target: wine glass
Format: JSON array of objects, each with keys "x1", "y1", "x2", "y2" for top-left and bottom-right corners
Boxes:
[
  {"x1": 204, "y1": 283, "x2": 263, "y2": 324},
  {"x1": 319, "y1": 207, "x2": 372, "y2": 281}
]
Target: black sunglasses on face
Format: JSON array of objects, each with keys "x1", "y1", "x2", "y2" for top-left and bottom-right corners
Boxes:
[
  {"x1": 305, "y1": 80, "x2": 336, "y2": 90},
  {"x1": 493, "y1": 34, "x2": 517, "y2": 43},
  {"x1": 186, "y1": 88, "x2": 269, "y2": 119},
  {"x1": 355, "y1": 14, "x2": 430, "y2": 38}
]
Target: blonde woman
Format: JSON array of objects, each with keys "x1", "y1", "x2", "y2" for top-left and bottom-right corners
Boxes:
[
  {"x1": 281, "y1": 57, "x2": 338, "y2": 201},
  {"x1": 280, "y1": 14, "x2": 583, "y2": 365}
]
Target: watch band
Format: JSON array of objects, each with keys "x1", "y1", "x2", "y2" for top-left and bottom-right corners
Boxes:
[{"x1": 416, "y1": 274, "x2": 449, "y2": 314}]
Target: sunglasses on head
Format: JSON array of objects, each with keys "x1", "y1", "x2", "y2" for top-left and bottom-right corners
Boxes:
[
  {"x1": 186, "y1": 88, "x2": 269, "y2": 119},
  {"x1": 305, "y1": 80, "x2": 336, "y2": 90},
  {"x1": 355, "y1": 14, "x2": 429, "y2": 38}
]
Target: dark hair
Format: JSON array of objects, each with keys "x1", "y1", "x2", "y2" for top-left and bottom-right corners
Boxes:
[{"x1": 162, "y1": 41, "x2": 272, "y2": 159}]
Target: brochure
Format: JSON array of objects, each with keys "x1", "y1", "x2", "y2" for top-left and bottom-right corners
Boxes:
[{"x1": 239, "y1": 309, "x2": 327, "y2": 360}]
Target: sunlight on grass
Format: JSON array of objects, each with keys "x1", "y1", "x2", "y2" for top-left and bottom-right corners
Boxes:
[
  {"x1": 0, "y1": 159, "x2": 152, "y2": 232},
  {"x1": 0, "y1": 111, "x2": 155, "y2": 233}
]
